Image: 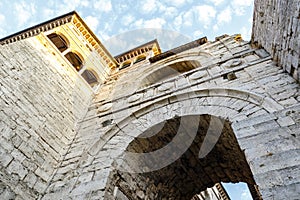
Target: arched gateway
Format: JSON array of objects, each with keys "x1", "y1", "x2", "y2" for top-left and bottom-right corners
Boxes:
[
  {"x1": 41, "y1": 33, "x2": 299, "y2": 200},
  {"x1": 97, "y1": 88, "x2": 281, "y2": 199},
  {"x1": 0, "y1": 1, "x2": 299, "y2": 199}
]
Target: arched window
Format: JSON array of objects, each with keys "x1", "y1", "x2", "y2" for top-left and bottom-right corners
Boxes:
[
  {"x1": 120, "y1": 61, "x2": 131, "y2": 70},
  {"x1": 81, "y1": 69, "x2": 98, "y2": 86},
  {"x1": 47, "y1": 33, "x2": 69, "y2": 53},
  {"x1": 65, "y1": 52, "x2": 83, "y2": 71},
  {"x1": 133, "y1": 55, "x2": 146, "y2": 64}
]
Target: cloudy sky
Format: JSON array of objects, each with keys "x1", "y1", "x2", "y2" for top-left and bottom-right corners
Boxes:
[
  {"x1": 0, "y1": 1, "x2": 254, "y2": 199},
  {"x1": 0, "y1": 0, "x2": 254, "y2": 55}
]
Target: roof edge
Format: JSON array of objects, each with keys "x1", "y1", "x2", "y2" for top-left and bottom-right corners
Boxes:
[
  {"x1": 149, "y1": 36, "x2": 208, "y2": 63},
  {"x1": 114, "y1": 39, "x2": 160, "y2": 59},
  {"x1": 0, "y1": 11, "x2": 76, "y2": 43}
]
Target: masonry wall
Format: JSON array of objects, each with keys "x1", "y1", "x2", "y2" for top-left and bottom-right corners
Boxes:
[
  {"x1": 41, "y1": 35, "x2": 300, "y2": 199},
  {"x1": 0, "y1": 38, "x2": 92, "y2": 199},
  {"x1": 233, "y1": 104, "x2": 300, "y2": 200},
  {"x1": 252, "y1": 0, "x2": 300, "y2": 81}
]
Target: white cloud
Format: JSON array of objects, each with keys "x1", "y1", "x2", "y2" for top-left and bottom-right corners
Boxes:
[
  {"x1": 193, "y1": 30, "x2": 203, "y2": 38},
  {"x1": 195, "y1": 5, "x2": 217, "y2": 29},
  {"x1": 103, "y1": 21, "x2": 113, "y2": 33},
  {"x1": 0, "y1": 14, "x2": 5, "y2": 24},
  {"x1": 80, "y1": 0, "x2": 90, "y2": 7},
  {"x1": 57, "y1": 0, "x2": 89, "y2": 13},
  {"x1": 240, "y1": 26, "x2": 252, "y2": 41},
  {"x1": 140, "y1": 0, "x2": 171, "y2": 14},
  {"x1": 42, "y1": 8, "x2": 55, "y2": 19},
  {"x1": 94, "y1": 0, "x2": 112, "y2": 12},
  {"x1": 232, "y1": 0, "x2": 254, "y2": 7},
  {"x1": 206, "y1": 0, "x2": 225, "y2": 6},
  {"x1": 85, "y1": 16, "x2": 99, "y2": 32},
  {"x1": 231, "y1": 0, "x2": 254, "y2": 16},
  {"x1": 143, "y1": 18, "x2": 166, "y2": 29},
  {"x1": 217, "y1": 6, "x2": 232, "y2": 24},
  {"x1": 98, "y1": 30, "x2": 110, "y2": 41},
  {"x1": 122, "y1": 14, "x2": 135, "y2": 25},
  {"x1": 182, "y1": 10, "x2": 194, "y2": 26},
  {"x1": 0, "y1": 14, "x2": 6, "y2": 38},
  {"x1": 241, "y1": 188, "x2": 252, "y2": 200},
  {"x1": 134, "y1": 18, "x2": 166, "y2": 29},
  {"x1": 114, "y1": 3, "x2": 129, "y2": 13},
  {"x1": 172, "y1": 5, "x2": 216, "y2": 30},
  {"x1": 14, "y1": 1, "x2": 36, "y2": 27},
  {"x1": 248, "y1": 16, "x2": 253, "y2": 23},
  {"x1": 163, "y1": 7, "x2": 178, "y2": 18},
  {"x1": 213, "y1": 24, "x2": 218, "y2": 31},
  {"x1": 174, "y1": 15, "x2": 183, "y2": 29},
  {"x1": 141, "y1": 0, "x2": 158, "y2": 13},
  {"x1": 164, "y1": 0, "x2": 192, "y2": 7}
]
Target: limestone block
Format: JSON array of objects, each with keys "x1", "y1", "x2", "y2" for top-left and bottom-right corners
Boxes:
[
  {"x1": 276, "y1": 116, "x2": 295, "y2": 127},
  {"x1": 189, "y1": 70, "x2": 208, "y2": 81},
  {"x1": 33, "y1": 178, "x2": 47, "y2": 193},
  {"x1": 35, "y1": 167, "x2": 53, "y2": 182},
  {"x1": 11, "y1": 149, "x2": 26, "y2": 162},
  {"x1": 77, "y1": 172, "x2": 94, "y2": 183},
  {"x1": 157, "y1": 82, "x2": 173, "y2": 92},
  {"x1": 7, "y1": 160, "x2": 28, "y2": 180},
  {"x1": 0, "y1": 146, "x2": 13, "y2": 167},
  {"x1": 24, "y1": 172, "x2": 38, "y2": 188},
  {"x1": 71, "y1": 180, "x2": 106, "y2": 196}
]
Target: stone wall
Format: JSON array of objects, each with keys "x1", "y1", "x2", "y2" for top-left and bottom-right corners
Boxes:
[
  {"x1": 233, "y1": 104, "x2": 300, "y2": 200},
  {"x1": 0, "y1": 37, "x2": 92, "y2": 199},
  {"x1": 1, "y1": 11, "x2": 299, "y2": 198},
  {"x1": 252, "y1": 0, "x2": 300, "y2": 81},
  {"x1": 40, "y1": 35, "x2": 300, "y2": 199}
]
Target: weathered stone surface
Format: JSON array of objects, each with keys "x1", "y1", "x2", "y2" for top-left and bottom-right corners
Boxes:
[
  {"x1": 0, "y1": 38, "x2": 92, "y2": 198},
  {"x1": 252, "y1": 0, "x2": 300, "y2": 82},
  {"x1": 0, "y1": 2, "x2": 299, "y2": 199}
]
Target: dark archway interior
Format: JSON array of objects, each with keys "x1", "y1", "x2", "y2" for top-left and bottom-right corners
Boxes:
[
  {"x1": 112, "y1": 115, "x2": 261, "y2": 200},
  {"x1": 141, "y1": 60, "x2": 200, "y2": 87}
]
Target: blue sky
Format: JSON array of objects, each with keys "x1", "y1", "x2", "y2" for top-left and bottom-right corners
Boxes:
[
  {"x1": 223, "y1": 182, "x2": 252, "y2": 200},
  {"x1": 0, "y1": 0, "x2": 254, "y2": 55},
  {"x1": 0, "y1": 0, "x2": 254, "y2": 199}
]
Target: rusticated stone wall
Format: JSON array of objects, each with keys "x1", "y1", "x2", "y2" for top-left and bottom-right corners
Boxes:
[
  {"x1": 0, "y1": 38, "x2": 92, "y2": 199},
  {"x1": 252, "y1": 0, "x2": 300, "y2": 81},
  {"x1": 39, "y1": 35, "x2": 300, "y2": 199},
  {"x1": 1, "y1": 2, "x2": 300, "y2": 197}
]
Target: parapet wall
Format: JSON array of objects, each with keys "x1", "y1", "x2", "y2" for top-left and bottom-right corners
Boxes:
[
  {"x1": 252, "y1": 0, "x2": 300, "y2": 82},
  {"x1": 0, "y1": 38, "x2": 92, "y2": 199}
]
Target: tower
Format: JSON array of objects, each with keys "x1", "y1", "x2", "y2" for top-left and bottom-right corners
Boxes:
[{"x1": 0, "y1": 11, "x2": 116, "y2": 89}]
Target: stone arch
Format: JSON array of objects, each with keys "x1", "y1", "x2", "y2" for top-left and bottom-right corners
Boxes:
[
  {"x1": 100, "y1": 99, "x2": 265, "y2": 199},
  {"x1": 64, "y1": 51, "x2": 84, "y2": 71},
  {"x1": 111, "y1": 115, "x2": 258, "y2": 199},
  {"x1": 47, "y1": 32, "x2": 69, "y2": 53},
  {"x1": 139, "y1": 60, "x2": 201, "y2": 88},
  {"x1": 120, "y1": 60, "x2": 132, "y2": 70},
  {"x1": 152, "y1": 51, "x2": 213, "y2": 66},
  {"x1": 133, "y1": 55, "x2": 146, "y2": 64},
  {"x1": 77, "y1": 88, "x2": 283, "y2": 199},
  {"x1": 147, "y1": 51, "x2": 212, "y2": 72}
]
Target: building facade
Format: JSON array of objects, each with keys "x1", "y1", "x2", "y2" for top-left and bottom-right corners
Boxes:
[{"x1": 0, "y1": 0, "x2": 299, "y2": 199}]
